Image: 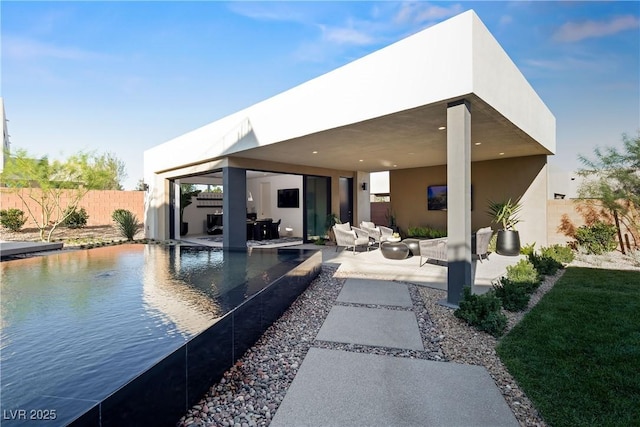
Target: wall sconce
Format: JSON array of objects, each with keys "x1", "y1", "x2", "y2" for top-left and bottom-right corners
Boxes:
[
  {"x1": 360, "y1": 182, "x2": 367, "y2": 191},
  {"x1": 247, "y1": 191, "x2": 254, "y2": 202}
]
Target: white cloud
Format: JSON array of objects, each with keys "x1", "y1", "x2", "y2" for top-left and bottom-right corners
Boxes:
[
  {"x1": 4, "y1": 36, "x2": 110, "y2": 61},
  {"x1": 394, "y1": 1, "x2": 464, "y2": 25},
  {"x1": 553, "y1": 15, "x2": 640, "y2": 43},
  {"x1": 321, "y1": 25, "x2": 374, "y2": 46}
]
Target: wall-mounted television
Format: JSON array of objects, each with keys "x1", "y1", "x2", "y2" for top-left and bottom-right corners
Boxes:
[
  {"x1": 277, "y1": 188, "x2": 300, "y2": 208},
  {"x1": 427, "y1": 185, "x2": 473, "y2": 211},
  {"x1": 427, "y1": 185, "x2": 447, "y2": 210}
]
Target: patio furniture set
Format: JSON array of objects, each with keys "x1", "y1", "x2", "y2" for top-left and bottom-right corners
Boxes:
[{"x1": 332, "y1": 222, "x2": 494, "y2": 265}]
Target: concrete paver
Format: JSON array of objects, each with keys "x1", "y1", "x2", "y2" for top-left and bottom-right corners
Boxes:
[
  {"x1": 271, "y1": 347, "x2": 519, "y2": 427},
  {"x1": 316, "y1": 305, "x2": 424, "y2": 351},
  {"x1": 336, "y1": 278, "x2": 413, "y2": 307}
]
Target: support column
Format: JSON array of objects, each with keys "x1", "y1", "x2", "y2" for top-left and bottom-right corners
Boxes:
[
  {"x1": 445, "y1": 99, "x2": 472, "y2": 307},
  {"x1": 223, "y1": 167, "x2": 247, "y2": 249}
]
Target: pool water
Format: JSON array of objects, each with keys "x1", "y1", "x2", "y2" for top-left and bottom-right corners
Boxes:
[{"x1": 0, "y1": 244, "x2": 311, "y2": 425}]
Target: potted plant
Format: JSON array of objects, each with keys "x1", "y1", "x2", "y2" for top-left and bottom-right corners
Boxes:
[
  {"x1": 487, "y1": 198, "x2": 522, "y2": 256},
  {"x1": 325, "y1": 213, "x2": 340, "y2": 244},
  {"x1": 180, "y1": 185, "x2": 200, "y2": 236}
]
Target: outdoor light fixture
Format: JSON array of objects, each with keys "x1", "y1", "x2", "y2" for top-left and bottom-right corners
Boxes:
[{"x1": 361, "y1": 182, "x2": 367, "y2": 191}]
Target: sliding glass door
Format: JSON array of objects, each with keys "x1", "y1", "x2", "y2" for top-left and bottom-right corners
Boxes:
[{"x1": 304, "y1": 175, "x2": 330, "y2": 242}]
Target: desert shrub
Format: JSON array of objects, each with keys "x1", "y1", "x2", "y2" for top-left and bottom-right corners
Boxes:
[
  {"x1": 406, "y1": 225, "x2": 446, "y2": 239},
  {"x1": 520, "y1": 242, "x2": 536, "y2": 256},
  {"x1": 574, "y1": 221, "x2": 617, "y2": 255},
  {"x1": 62, "y1": 207, "x2": 88, "y2": 228},
  {"x1": 506, "y1": 259, "x2": 541, "y2": 292},
  {"x1": 528, "y1": 252, "x2": 562, "y2": 276},
  {"x1": 0, "y1": 208, "x2": 27, "y2": 232},
  {"x1": 493, "y1": 277, "x2": 531, "y2": 312},
  {"x1": 540, "y1": 244, "x2": 574, "y2": 264},
  {"x1": 112, "y1": 209, "x2": 140, "y2": 241},
  {"x1": 454, "y1": 287, "x2": 507, "y2": 337}
]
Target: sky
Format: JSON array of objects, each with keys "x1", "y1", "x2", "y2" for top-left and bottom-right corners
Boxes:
[{"x1": 2, "y1": 1, "x2": 639, "y2": 190}]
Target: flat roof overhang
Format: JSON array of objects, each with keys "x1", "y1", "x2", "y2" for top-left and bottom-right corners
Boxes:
[
  {"x1": 228, "y1": 94, "x2": 552, "y2": 174},
  {"x1": 145, "y1": 10, "x2": 555, "y2": 178}
]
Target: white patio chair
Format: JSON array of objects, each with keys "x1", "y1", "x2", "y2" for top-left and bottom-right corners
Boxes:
[
  {"x1": 475, "y1": 226, "x2": 493, "y2": 262},
  {"x1": 333, "y1": 224, "x2": 371, "y2": 254},
  {"x1": 360, "y1": 221, "x2": 394, "y2": 246}
]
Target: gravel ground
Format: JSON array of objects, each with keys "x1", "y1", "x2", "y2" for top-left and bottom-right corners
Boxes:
[{"x1": 177, "y1": 264, "x2": 577, "y2": 427}]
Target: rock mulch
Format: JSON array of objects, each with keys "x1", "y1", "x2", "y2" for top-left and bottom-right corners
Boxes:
[
  {"x1": 179, "y1": 250, "x2": 637, "y2": 427},
  {"x1": 177, "y1": 267, "x2": 550, "y2": 427}
]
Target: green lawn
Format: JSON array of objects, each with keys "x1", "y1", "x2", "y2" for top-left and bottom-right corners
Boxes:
[{"x1": 496, "y1": 267, "x2": 640, "y2": 427}]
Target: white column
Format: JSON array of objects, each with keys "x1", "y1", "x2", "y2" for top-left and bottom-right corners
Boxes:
[{"x1": 446, "y1": 99, "x2": 472, "y2": 307}]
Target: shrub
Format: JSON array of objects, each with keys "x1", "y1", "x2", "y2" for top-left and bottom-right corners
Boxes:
[
  {"x1": 540, "y1": 244, "x2": 574, "y2": 264},
  {"x1": 454, "y1": 287, "x2": 507, "y2": 337},
  {"x1": 406, "y1": 225, "x2": 446, "y2": 239},
  {"x1": 574, "y1": 221, "x2": 617, "y2": 255},
  {"x1": 62, "y1": 207, "x2": 88, "y2": 228},
  {"x1": 493, "y1": 277, "x2": 531, "y2": 312},
  {"x1": 506, "y1": 259, "x2": 541, "y2": 292},
  {"x1": 112, "y1": 209, "x2": 141, "y2": 241},
  {"x1": 528, "y1": 252, "x2": 562, "y2": 276},
  {"x1": 0, "y1": 208, "x2": 27, "y2": 231},
  {"x1": 520, "y1": 242, "x2": 536, "y2": 256}
]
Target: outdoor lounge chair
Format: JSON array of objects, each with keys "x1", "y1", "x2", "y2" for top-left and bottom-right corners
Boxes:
[
  {"x1": 359, "y1": 221, "x2": 394, "y2": 246},
  {"x1": 419, "y1": 227, "x2": 494, "y2": 266},
  {"x1": 475, "y1": 226, "x2": 493, "y2": 262},
  {"x1": 419, "y1": 237, "x2": 448, "y2": 266},
  {"x1": 333, "y1": 223, "x2": 371, "y2": 254}
]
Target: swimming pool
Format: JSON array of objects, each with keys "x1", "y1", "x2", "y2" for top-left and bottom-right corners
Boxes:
[{"x1": 0, "y1": 244, "x2": 321, "y2": 426}]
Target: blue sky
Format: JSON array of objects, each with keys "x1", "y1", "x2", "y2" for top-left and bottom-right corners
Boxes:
[{"x1": 2, "y1": 1, "x2": 639, "y2": 190}]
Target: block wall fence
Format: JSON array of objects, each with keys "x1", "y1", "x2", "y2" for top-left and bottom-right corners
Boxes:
[
  {"x1": 2, "y1": 190, "x2": 635, "y2": 249},
  {"x1": 0, "y1": 189, "x2": 145, "y2": 228}
]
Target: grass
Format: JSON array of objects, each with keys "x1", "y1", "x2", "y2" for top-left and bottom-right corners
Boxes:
[{"x1": 496, "y1": 267, "x2": 640, "y2": 427}]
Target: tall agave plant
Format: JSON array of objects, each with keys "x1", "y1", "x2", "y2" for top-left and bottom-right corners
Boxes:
[{"x1": 487, "y1": 198, "x2": 522, "y2": 231}]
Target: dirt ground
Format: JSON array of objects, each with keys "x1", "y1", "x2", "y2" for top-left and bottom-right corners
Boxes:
[{"x1": 0, "y1": 225, "x2": 146, "y2": 247}]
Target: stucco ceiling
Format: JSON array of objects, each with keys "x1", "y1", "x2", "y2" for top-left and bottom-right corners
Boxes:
[{"x1": 229, "y1": 95, "x2": 552, "y2": 174}]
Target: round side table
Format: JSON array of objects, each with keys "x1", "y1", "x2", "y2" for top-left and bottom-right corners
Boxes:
[{"x1": 380, "y1": 241, "x2": 410, "y2": 260}]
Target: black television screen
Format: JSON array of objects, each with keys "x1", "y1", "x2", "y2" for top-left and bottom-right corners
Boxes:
[
  {"x1": 277, "y1": 188, "x2": 299, "y2": 208},
  {"x1": 427, "y1": 185, "x2": 447, "y2": 210},
  {"x1": 427, "y1": 185, "x2": 473, "y2": 210}
]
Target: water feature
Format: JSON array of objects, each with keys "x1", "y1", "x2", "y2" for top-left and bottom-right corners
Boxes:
[{"x1": 0, "y1": 244, "x2": 321, "y2": 426}]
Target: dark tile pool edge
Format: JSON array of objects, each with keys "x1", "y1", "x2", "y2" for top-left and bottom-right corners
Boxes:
[{"x1": 68, "y1": 249, "x2": 322, "y2": 427}]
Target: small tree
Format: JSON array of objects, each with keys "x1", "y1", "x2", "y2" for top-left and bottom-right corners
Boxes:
[
  {"x1": 0, "y1": 148, "x2": 127, "y2": 241},
  {"x1": 577, "y1": 131, "x2": 640, "y2": 250}
]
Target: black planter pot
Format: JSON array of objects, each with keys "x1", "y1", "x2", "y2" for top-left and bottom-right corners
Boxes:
[
  {"x1": 180, "y1": 222, "x2": 189, "y2": 236},
  {"x1": 496, "y1": 230, "x2": 520, "y2": 256}
]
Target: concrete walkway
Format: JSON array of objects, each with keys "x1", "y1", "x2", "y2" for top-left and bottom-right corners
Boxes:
[{"x1": 271, "y1": 278, "x2": 519, "y2": 427}]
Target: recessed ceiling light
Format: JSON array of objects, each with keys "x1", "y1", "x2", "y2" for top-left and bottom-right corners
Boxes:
[
  {"x1": 393, "y1": 164, "x2": 398, "y2": 167},
  {"x1": 359, "y1": 159, "x2": 363, "y2": 162},
  {"x1": 438, "y1": 126, "x2": 446, "y2": 131},
  {"x1": 474, "y1": 142, "x2": 481, "y2": 146},
  {"x1": 408, "y1": 152, "x2": 414, "y2": 155},
  {"x1": 499, "y1": 152, "x2": 505, "y2": 155},
  {"x1": 312, "y1": 151, "x2": 318, "y2": 154}
]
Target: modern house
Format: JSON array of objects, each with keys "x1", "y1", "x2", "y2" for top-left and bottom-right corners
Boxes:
[{"x1": 144, "y1": 10, "x2": 555, "y2": 304}]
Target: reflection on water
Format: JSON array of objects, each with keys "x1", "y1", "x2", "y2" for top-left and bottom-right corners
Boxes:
[{"x1": 0, "y1": 244, "x2": 295, "y2": 424}]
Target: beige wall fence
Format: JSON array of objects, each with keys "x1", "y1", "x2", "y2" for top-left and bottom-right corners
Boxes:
[
  {"x1": 0, "y1": 189, "x2": 145, "y2": 228},
  {"x1": 547, "y1": 199, "x2": 637, "y2": 250}
]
